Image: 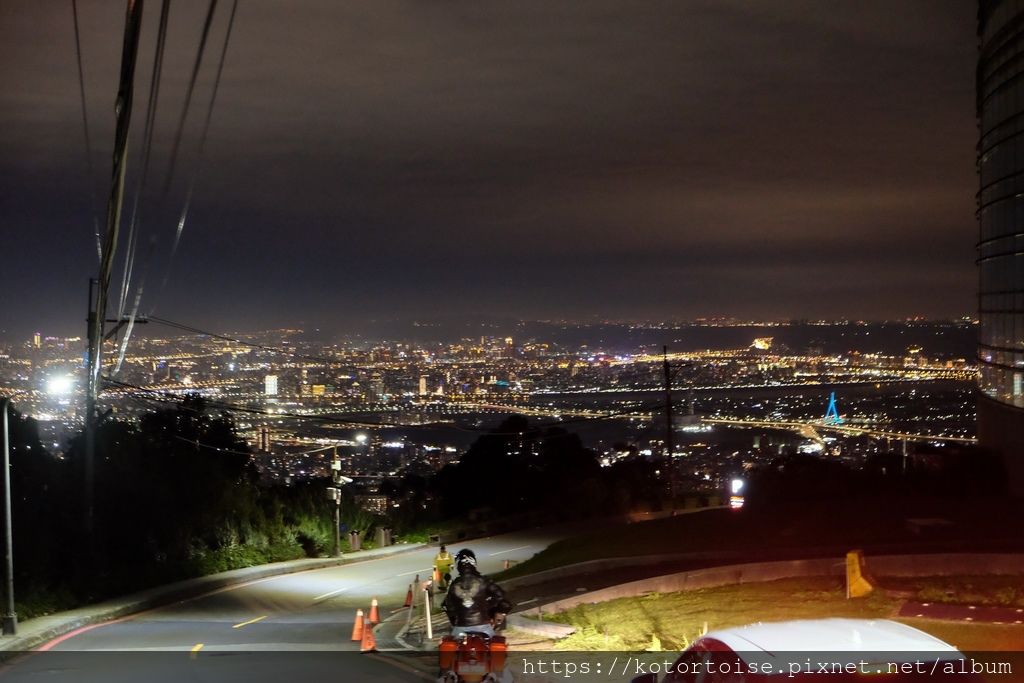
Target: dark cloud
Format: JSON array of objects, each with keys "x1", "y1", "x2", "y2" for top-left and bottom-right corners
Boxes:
[{"x1": 0, "y1": 0, "x2": 977, "y2": 338}]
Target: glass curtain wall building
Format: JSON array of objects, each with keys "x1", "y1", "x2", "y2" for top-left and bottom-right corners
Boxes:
[{"x1": 978, "y1": 0, "x2": 1024, "y2": 493}]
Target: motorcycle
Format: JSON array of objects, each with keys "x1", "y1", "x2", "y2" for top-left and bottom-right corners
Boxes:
[{"x1": 437, "y1": 630, "x2": 511, "y2": 683}]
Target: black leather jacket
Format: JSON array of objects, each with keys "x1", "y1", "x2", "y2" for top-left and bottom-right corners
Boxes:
[{"x1": 441, "y1": 570, "x2": 513, "y2": 627}]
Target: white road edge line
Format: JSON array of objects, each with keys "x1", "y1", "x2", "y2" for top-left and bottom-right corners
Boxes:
[
  {"x1": 313, "y1": 586, "x2": 350, "y2": 601},
  {"x1": 488, "y1": 545, "x2": 530, "y2": 556},
  {"x1": 396, "y1": 567, "x2": 433, "y2": 577}
]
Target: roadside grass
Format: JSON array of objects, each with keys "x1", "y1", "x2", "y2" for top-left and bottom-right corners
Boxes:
[
  {"x1": 547, "y1": 576, "x2": 1024, "y2": 652},
  {"x1": 548, "y1": 577, "x2": 896, "y2": 651}
]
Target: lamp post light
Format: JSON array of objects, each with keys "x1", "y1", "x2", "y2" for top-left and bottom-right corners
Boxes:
[
  {"x1": 328, "y1": 447, "x2": 352, "y2": 557},
  {"x1": 1, "y1": 398, "x2": 18, "y2": 635}
]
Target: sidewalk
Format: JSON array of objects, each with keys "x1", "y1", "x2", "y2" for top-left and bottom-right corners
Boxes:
[{"x1": 0, "y1": 542, "x2": 424, "y2": 655}]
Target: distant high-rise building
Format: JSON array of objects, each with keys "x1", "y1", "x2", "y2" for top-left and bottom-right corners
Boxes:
[
  {"x1": 264, "y1": 374, "x2": 278, "y2": 396},
  {"x1": 978, "y1": 0, "x2": 1024, "y2": 493},
  {"x1": 370, "y1": 372, "x2": 385, "y2": 398},
  {"x1": 32, "y1": 332, "x2": 40, "y2": 349},
  {"x1": 419, "y1": 375, "x2": 428, "y2": 396}
]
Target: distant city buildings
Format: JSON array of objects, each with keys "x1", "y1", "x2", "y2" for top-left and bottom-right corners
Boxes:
[
  {"x1": 0, "y1": 321, "x2": 979, "y2": 486},
  {"x1": 977, "y1": 0, "x2": 1024, "y2": 493}
]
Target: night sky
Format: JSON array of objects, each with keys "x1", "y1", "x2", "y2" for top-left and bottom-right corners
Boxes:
[{"x1": 0, "y1": 1, "x2": 977, "y2": 339}]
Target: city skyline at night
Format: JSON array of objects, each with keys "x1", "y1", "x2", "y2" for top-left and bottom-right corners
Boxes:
[{"x1": 3, "y1": 1, "x2": 1024, "y2": 664}]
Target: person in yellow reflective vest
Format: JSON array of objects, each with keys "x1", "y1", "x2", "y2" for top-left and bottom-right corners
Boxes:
[{"x1": 434, "y1": 544, "x2": 454, "y2": 590}]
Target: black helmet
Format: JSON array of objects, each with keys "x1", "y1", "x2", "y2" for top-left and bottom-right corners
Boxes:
[{"x1": 455, "y1": 548, "x2": 477, "y2": 574}]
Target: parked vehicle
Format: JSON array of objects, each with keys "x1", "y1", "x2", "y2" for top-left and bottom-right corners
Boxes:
[{"x1": 631, "y1": 618, "x2": 981, "y2": 682}]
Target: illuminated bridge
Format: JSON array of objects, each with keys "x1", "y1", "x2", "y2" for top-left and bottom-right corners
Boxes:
[{"x1": 457, "y1": 402, "x2": 976, "y2": 445}]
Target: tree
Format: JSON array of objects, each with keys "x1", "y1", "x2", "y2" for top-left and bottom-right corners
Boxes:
[{"x1": 431, "y1": 417, "x2": 606, "y2": 520}]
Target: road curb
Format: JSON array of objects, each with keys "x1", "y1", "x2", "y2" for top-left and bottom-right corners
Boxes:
[
  {"x1": 0, "y1": 543, "x2": 425, "y2": 657},
  {"x1": 505, "y1": 614, "x2": 576, "y2": 638}
]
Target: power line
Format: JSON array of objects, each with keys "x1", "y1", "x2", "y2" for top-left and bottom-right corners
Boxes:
[
  {"x1": 70, "y1": 0, "x2": 102, "y2": 264},
  {"x1": 173, "y1": 435, "x2": 350, "y2": 458},
  {"x1": 147, "y1": 316, "x2": 347, "y2": 364},
  {"x1": 86, "y1": 0, "x2": 146, "y2": 542},
  {"x1": 113, "y1": 0, "x2": 173, "y2": 376},
  {"x1": 116, "y1": 2, "x2": 241, "y2": 372},
  {"x1": 161, "y1": 0, "x2": 218, "y2": 199},
  {"x1": 155, "y1": 0, "x2": 238, "y2": 311},
  {"x1": 117, "y1": 0, "x2": 170, "y2": 322},
  {"x1": 105, "y1": 377, "x2": 434, "y2": 428}
]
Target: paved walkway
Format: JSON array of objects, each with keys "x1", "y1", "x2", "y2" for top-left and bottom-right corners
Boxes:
[{"x1": 0, "y1": 543, "x2": 424, "y2": 655}]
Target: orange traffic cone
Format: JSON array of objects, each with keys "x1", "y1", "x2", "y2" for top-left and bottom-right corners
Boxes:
[
  {"x1": 368, "y1": 597, "x2": 379, "y2": 624},
  {"x1": 404, "y1": 583, "x2": 413, "y2": 607},
  {"x1": 360, "y1": 620, "x2": 377, "y2": 652},
  {"x1": 351, "y1": 608, "x2": 364, "y2": 641}
]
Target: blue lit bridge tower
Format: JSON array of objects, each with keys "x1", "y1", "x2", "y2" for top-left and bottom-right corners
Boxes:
[{"x1": 823, "y1": 391, "x2": 843, "y2": 425}]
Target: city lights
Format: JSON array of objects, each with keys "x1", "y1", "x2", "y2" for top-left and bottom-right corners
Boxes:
[{"x1": 45, "y1": 376, "x2": 73, "y2": 396}]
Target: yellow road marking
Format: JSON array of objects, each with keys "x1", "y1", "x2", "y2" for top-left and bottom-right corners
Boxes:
[
  {"x1": 232, "y1": 615, "x2": 268, "y2": 629},
  {"x1": 190, "y1": 643, "x2": 204, "y2": 659}
]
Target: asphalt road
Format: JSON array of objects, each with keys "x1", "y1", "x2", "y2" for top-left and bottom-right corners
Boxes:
[{"x1": 0, "y1": 527, "x2": 572, "y2": 683}]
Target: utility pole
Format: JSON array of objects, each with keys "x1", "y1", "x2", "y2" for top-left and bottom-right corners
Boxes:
[
  {"x1": 84, "y1": 0, "x2": 145, "y2": 536},
  {"x1": 84, "y1": 279, "x2": 98, "y2": 535},
  {"x1": 663, "y1": 346, "x2": 675, "y2": 505},
  {"x1": 1, "y1": 398, "x2": 17, "y2": 635},
  {"x1": 331, "y1": 447, "x2": 341, "y2": 557}
]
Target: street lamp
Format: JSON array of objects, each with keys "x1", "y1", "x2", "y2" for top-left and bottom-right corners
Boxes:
[
  {"x1": 1, "y1": 397, "x2": 18, "y2": 635},
  {"x1": 327, "y1": 447, "x2": 353, "y2": 557}
]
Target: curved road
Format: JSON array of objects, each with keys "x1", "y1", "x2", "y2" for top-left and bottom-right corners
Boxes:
[{"x1": 2, "y1": 526, "x2": 572, "y2": 683}]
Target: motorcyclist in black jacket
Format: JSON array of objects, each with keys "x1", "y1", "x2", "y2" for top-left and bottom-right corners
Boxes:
[{"x1": 441, "y1": 548, "x2": 513, "y2": 637}]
